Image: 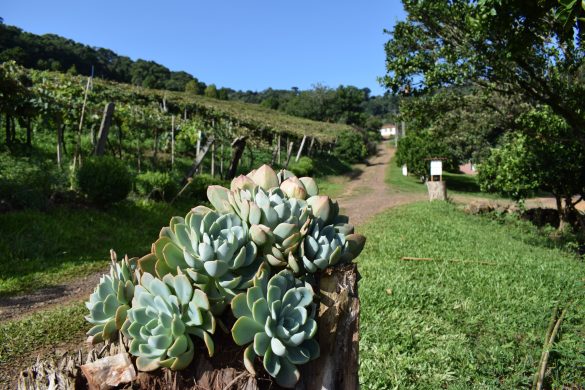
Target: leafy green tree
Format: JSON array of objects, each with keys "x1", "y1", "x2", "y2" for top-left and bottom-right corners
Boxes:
[
  {"x1": 184, "y1": 79, "x2": 205, "y2": 95},
  {"x1": 395, "y1": 132, "x2": 458, "y2": 180},
  {"x1": 204, "y1": 84, "x2": 218, "y2": 99},
  {"x1": 479, "y1": 106, "x2": 585, "y2": 228},
  {"x1": 383, "y1": 0, "x2": 585, "y2": 147}
]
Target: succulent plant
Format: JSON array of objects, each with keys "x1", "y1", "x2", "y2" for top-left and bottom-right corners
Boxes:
[
  {"x1": 85, "y1": 253, "x2": 137, "y2": 344},
  {"x1": 122, "y1": 271, "x2": 215, "y2": 372},
  {"x1": 138, "y1": 206, "x2": 260, "y2": 314},
  {"x1": 231, "y1": 266, "x2": 320, "y2": 388},
  {"x1": 299, "y1": 220, "x2": 367, "y2": 273},
  {"x1": 208, "y1": 182, "x2": 312, "y2": 273}
]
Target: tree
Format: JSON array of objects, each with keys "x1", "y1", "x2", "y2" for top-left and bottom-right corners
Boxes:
[
  {"x1": 204, "y1": 84, "x2": 218, "y2": 99},
  {"x1": 185, "y1": 79, "x2": 205, "y2": 95},
  {"x1": 383, "y1": 1, "x2": 585, "y2": 147},
  {"x1": 395, "y1": 132, "x2": 458, "y2": 180},
  {"x1": 478, "y1": 106, "x2": 585, "y2": 228}
]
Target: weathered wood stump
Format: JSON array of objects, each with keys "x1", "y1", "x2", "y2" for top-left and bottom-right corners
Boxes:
[
  {"x1": 18, "y1": 265, "x2": 360, "y2": 389},
  {"x1": 426, "y1": 180, "x2": 447, "y2": 201}
]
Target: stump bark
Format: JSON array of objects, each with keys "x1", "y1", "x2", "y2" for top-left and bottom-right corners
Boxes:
[
  {"x1": 18, "y1": 265, "x2": 361, "y2": 389},
  {"x1": 426, "y1": 180, "x2": 447, "y2": 201}
]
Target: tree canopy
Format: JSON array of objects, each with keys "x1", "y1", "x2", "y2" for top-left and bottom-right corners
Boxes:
[{"x1": 383, "y1": 0, "x2": 585, "y2": 145}]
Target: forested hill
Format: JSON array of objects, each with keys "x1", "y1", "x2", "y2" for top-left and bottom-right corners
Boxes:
[
  {"x1": 0, "y1": 22, "x2": 205, "y2": 92},
  {"x1": 0, "y1": 20, "x2": 400, "y2": 129}
]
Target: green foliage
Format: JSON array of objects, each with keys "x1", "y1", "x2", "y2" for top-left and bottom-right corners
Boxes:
[
  {"x1": 288, "y1": 156, "x2": 314, "y2": 177},
  {"x1": 359, "y1": 202, "x2": 585, "y2": 388},
  {"x1": 395, "y1": 133, "x2": 457, "y2": 179},
  {"x1": 85, "y1": 256, "x2": 137, "y2": 344},
  {"x1": 135, "y1": 171, "x2": 178, "y2": 202},
  {"x1": 76, "y1": 156, "x2": 131, "y2": 206},
  {"x1": 183, "y1": 174, "x2": 228, "y2": 202},
  {"x1": 478, "y1": 134, "x2": 538, "y2": 200},
  {"x1": 0, "y1": 153, "x2": 54, "y2": 210},
  {"x1": 122, "y1": 272, "x2": 215, "y2": 371},
  {"x1": 383, "y1": 0, "x2": 585, "y2": 148},
  {"x1": 231, "y1": 267, "x2": 320, "y2": 388},
  {"x1": 478, "y1": 106, "x2": 585, "y2": 219},
  {"x1": 333, "y1": 130, "x2": 367, "y2": 163}
]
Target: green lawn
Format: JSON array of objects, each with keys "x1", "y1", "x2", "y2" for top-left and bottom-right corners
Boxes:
[
  {"x1": 358, "y1": 201, "x2": 585, "y2": 389},
  {"x1": 0, "y1": 199, "x2": 197, "y2": 296}
]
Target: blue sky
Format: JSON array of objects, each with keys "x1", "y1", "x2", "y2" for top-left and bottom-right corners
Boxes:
[{"x1": 3, "y1": 1, "x2": 406, "y2": 96}]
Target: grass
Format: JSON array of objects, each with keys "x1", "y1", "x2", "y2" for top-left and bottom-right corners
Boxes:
[
  {"x1": 386, "y1": 150, "x2": 504, "y2": 199},
  {"x1": 0, "y1": 199, "x2": 196, "y2": 296},
  {"x1": 0, "y1": 301, "x2": 86, "y2": 365},
  {"x1": 358, "y1": 201, "x2": 585, "y2": 389}
]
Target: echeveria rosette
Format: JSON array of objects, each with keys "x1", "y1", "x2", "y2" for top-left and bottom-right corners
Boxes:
[
  {"x1": 208, "y1": 182, "x2": 312, "y2": 274},
  {"x1": 230, "y1": 266, "x2": 320, "y2": 388},
  {"x1": 138, "y1": 206, "x2": 260, "y2": 314},
  {"x1": 121, "y1": 271, "x2": 215, "y2": 372},
  {"x1": 85, "y1": 255, "x2": 137, "y2": 344},
  {"x1": 299, "y1": 219, "x2": 367, "y2": 273}
]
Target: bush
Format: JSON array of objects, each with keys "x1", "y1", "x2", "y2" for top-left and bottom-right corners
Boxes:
[
  {"x1": 76, "y1": 156, "x2": 131, "y2": 206},
  {"x1": 135, "y1": 171, "x2": 178, "y2": 202},
  {"x1": 395, "y1": 132, "x2": 458, "y2": 180},
  {"x1": 0, "y1": 154, "x2": 54, "y2": 210},
  {"x1": 288, "y1": 156, "x2": 314, "y2": 177},
  {"x1": 183, "y1": 174, "x2": 229, "y2": 201},
  {"x1": 333, "y1": 130, "x2": 367, "y2": 163}
]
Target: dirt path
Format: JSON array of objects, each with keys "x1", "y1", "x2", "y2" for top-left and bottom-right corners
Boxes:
[{"x1": 336, "y1": 144, "x2": 426, "y2": 226}]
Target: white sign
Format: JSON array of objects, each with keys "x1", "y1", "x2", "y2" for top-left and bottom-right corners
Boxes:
[
  {"x1": 402, "y1": 164, "x2": 408, "y2": 176},
  {"x1": 430, "y1": 160, "x2": 442, "y2": 176}
]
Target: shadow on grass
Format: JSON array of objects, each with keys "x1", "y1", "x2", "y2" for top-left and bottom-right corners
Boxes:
[{"x1": 0, "y1": 198, "x2": 195, "y2": 296}]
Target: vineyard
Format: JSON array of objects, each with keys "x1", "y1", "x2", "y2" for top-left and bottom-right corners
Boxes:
[{"x1": 0, "y1": 61, "x2": 364, "y2": 211}]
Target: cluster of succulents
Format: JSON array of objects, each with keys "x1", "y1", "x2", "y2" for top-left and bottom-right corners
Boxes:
[{"x1": 85, "y1": 164, "x2": 365, "y2": 388}]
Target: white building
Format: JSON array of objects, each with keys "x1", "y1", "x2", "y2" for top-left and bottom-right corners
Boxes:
[{"x1": 379, "y1": 123, "x2": 397, "y2": 139}]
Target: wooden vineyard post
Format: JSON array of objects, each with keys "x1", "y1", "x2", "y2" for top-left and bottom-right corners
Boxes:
[
  {"x1": 285, "y1": 141, "x2": 294, "y2": 168},
  {"x1": 196, "y1": 130, "x2": 202, "y2": 158},
  {"x1": 220, "y1": 143, "x2": 224, "y2": 178},
  {"x1": 171, "y1": 115, "x2": 175, "y2": 169},
  {"x1": 211, "y1": 142, "x2": 215, "y2": 177},
  {"x1": 95, "y1": 102, "x2": 115, "y2": 156},
  {"x1": 295, "y1": 135, "x2": 307, "y2": 162},
  {"x1": 277, "y1": 134, "x2": 282, "y2": 164},
  {"x1": 180, "y1": 137, "x2": 215, "y2": 185},
  {"x1": 56, "y1": 122, "x2": 64, "y2": 168},
  {"x1": 271, "y1": 138, "x2": 279, "y2": 165},
  {"x1": 307, "y1": 137, "x2": 315, "y2": 157},
  {"x1": 227, "y1": 136, "x2": 247, "y2": 179}
]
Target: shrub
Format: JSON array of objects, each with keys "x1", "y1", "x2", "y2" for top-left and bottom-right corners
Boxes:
[
  {"x1": 76, "y1": 156, "x2": 131, "y2": 206},
  {"x1": 183, "y1": 174, "x2": 228, "y2": 201},
  {"x1": 333, "y1": 130, "x2": 367, "y2": 163},
  {"x1": 395, "y1": 132, "x2": 458, "y2": 180},
  {"x1": 288, "y1": 156, "x2": 314, "y2": 177},
  {"x1": 135, "y1": 171, "x2": 177, "y2": 201},
  {"x1": 0, "y1": 154, "x2": 54, "y2": 210}
]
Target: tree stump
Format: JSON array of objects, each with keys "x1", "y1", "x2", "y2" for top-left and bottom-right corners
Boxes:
[
  {"x1": 18, "y1": 265, "x2": 361, "y2": 389},
  {"x1": 426, "y1": 180, "x2": 447, "y2": 201}
]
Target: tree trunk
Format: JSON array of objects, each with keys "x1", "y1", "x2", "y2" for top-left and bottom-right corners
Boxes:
[
  {"x1": 296, "y1": 263, "x2": 360, "y2": 390},
  {"x1": 26, "y1": 118, "x2": 32, "y2": 146},
  {"x1": 6, "y1": 115, "x2": 11, "y2": 145},
  {"x1": 18, "y1": 265, "x2": 361, "y2": 389}
]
